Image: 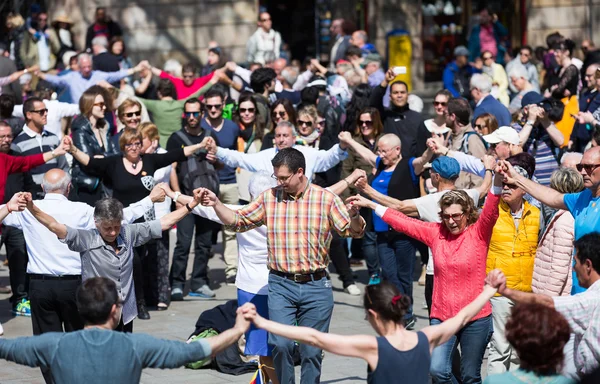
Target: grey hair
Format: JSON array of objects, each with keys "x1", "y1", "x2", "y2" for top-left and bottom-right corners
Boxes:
[
  {"x1": 77, "y1": 53, "x2": 92, "y2": 66},
  {"x1": 42, "y1": 172, "x2": 72, "y2": 194},
  {"x1": 275, "y1": 120, "x2": 296, "y2": 134},
  {"x1": 91, "y1": 36, "x2": 108, "y2": 48},
  {"x1": 378, "y1": 133, "x2": 401, "y2": 148},
  {"x1": 470, "y1": 74, "x2": 493, "y2": 94},
  {"x1": 163, "y1": 59, "x2": 182, "y2": 77},
  {"x1": 550, "y1": 167, "x2": 584, "y2": 194},
  {"x1": 508, "y1": 65, "x2": 528, "y2": 80},
  {"x1": 93, "y1": 198, "x2": 124, "y2": 223},
  {"x1": 560, "y1": 152, "x2": 583, "y2": 166},
  {"x1": 281, "y1": 67, "x2": 298, "y2": 86},
  {"x1": 248, "y1": 171, "x2": 278, "y2": 200}
]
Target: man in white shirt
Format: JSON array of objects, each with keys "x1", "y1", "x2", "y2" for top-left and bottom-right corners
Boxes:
[
  {"x1": 246, "y1": 12, "x2": 282, "y2": 65},
  {"x1": 210, "y1": 121, "x2": 348, "y2": 181},
  {"x1": 1, "y1": 169, "x2": 165, "y2": 344}
]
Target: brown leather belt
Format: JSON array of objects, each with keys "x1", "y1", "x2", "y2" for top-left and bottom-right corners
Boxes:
[{"x1": 270, "y1": 269, "x2": 329, "y2": 283}]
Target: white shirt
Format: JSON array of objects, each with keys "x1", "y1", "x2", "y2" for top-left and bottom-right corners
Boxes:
[
  {"x1": 37, "y1": 34, "x2": 51, "y2": 72},
  {"x1": 216, "y1": 144, "x2": 348, "y2": 181},
  {"x1": 2, "y1": 194, "x2": 153, "y2": 275},
  {"x1": 192, "y1": 204, "x2": 268, "y2": 295},
  {"x1": 152, "y1": 147, "x2": 172, "y2": 219},
  {"x1": 13, "y1": 100, "x2": 80, "y2": 139},
  {"x1": 411, "y1": 188, "x2": 481, "y2": 275}
]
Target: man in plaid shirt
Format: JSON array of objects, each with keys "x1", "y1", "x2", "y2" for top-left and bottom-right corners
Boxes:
[{"x1": 198, "y1": 147, "x2": 365, "y2": 384}]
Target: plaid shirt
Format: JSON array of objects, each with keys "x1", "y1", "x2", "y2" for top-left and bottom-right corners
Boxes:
[
  {"x1": 553, "y1": 279, "x2": 600, "y2": 377},
  {"x1": 226, "y1": 183, "x2": 365, "y2": 274}
]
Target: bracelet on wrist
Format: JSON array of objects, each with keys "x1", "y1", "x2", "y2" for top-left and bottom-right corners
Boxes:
[
  {"x1": 185, "y1": 203, "x2": 193, "y2": 213},
  {"x1": 6, "y1": 204, "x2": 12, "y2": 214},
  {"x1": 526, "y1": 120, "x2": 536, "y2": 126},
  {"x1": 485, "y1": 169, "x2": 494, "y2": 173},
  {"x1": 344, "y1": 179, "x2": 350, "y2": 187}
]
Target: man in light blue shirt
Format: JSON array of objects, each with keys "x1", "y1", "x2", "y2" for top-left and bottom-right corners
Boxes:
[
  {"x1": 37, "y1": 53, "x2": 146, "y2": 103},
  {"x1": 0, "y1": 277, "x2": 252, "y2": 384}
]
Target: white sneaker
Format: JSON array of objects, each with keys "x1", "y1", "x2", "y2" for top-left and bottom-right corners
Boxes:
[
  {"x1": 0, "y1": 321, "x2": 4, "y2": 337},
  {"x1": 345, "y1": 284, "x2": 361, "y2": 296}
]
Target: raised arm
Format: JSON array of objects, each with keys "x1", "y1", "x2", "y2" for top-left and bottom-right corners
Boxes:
[
  {"x1": 63, "y1": 136, "x2": 90, "y2": 166},
  {"x1": 427, "y1": 137, "x2": 486, "y2": 178},
  {"x1": 0, "y1": 192, "x2": 28, "y2": 223},
  {"x1": 476, "y1": 155, "x2": 496, "y2": 196},
  {"x1": 352, "y1": 178, "x2": 418, "y2": 216},
  {"x1": 499, "y1": 160, "x2": 567, "y2": 210},
  {"x1": 411, "y1": 146, "x2": 435, "y2": 176},
  {"x1": 422, "y1": 271, "x2": 501, "y2": 351},
  {"x1": 338, "y1": 132, "x2": 377, "y2": 167},
  {"x1": 473, "y1": 171, "x2": 502, "y2": 237},
  {"x1": 215, "y1": 146, "x2": 266, "y2": 172},
  {"x1": 158, "y1": 189, "x2": 203, "y2": 231},
  {"x1": 25, "y1": 194, "x2": 67, "y2": 239},
  {"x1": 122, "y1": 184, "x2": 167, "y2": 224}
]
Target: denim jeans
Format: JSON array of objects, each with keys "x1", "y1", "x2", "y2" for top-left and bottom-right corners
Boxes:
[
  {"x1": 362, "y1": 231, "x2": 379, "y2": 275},
  {"x1": 268, "y1": 273, "x2": 334, "y2": 384},
  {"x1": 376, "y1": 233, "x2": 415, "y2": 319},
  {"x1": 430, "y1": 315, "x2": 493, "y2": 384}
]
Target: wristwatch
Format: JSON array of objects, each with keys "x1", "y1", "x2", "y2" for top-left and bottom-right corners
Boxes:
[{"x1": 173, "y1": 191, "x2": 181, "y2": 203}]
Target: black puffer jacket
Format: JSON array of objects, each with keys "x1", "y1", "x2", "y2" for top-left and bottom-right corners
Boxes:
[{"x1": 71, "y1": 115, "x2": 118, "y2": 192}]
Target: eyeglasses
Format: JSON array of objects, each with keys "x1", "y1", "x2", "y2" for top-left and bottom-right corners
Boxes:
[
  {"x1": 0, "y1": 135, "x2": 12, "y2": 141},
  {"x1": 474, "y1": 124, "x2": 484, "y2": 130},
  {"x1": 30, "y1": 108, "x2": 49, "y2": 115},
  {"x1": 239, "y1": 107, "x2": 255, "y2": 113},
  {"x1": 184, "y1": 111, "x2": 201, "y2": 118},
  {"x1": 124, "y1": 142, "x2": 142, "y2": 149},
  {"x1": 576, "y1": 163, "x2": 600, "y2": 174},
  {"x1": 298, "y1": 120, "x2": 313, "y2": 127},
  {"x1": 503, "y1": 183, "x2": 518, "y2": 189},
  {"x1": 359, "y1": 120, "x2": 373, "y2": 127},
  {"x1": 483, "y1": 56, "x2": 493, "y2": 60},
  {"x1": 205, "y1": 104, "x2": 223, "y2": 110},
  {"x1": 433, "y1": 101, "x2": 447, "y2": 107},
  {"x1": 272, "y1": 111, "x2": 286, "y2": 118},
  {"x1": 441, "y1": 212, "x2": 465, "y2": 222},
  {"x1": 94, "y1": 102, "x2": 106, "y2": 109},
  {"x1": 271, "y1": 172, "x2": 294, "y2": 183},
  {"x1": 124, "y1": 110, "x2": 141, "y2": 118}
]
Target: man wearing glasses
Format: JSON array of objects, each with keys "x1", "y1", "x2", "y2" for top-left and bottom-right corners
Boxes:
[
  {"x1": 246, "y1": 12, "x2": 282, "y2": 65},
  {"x1": 167, "y1": 97, "x2": 221, "y2": 300},
  {"x1": 11, "y1": 97, "x2": 69, "y2": 199},
  {"x1": 201, "y1": 88, "x2": 241, "y2": 286}
]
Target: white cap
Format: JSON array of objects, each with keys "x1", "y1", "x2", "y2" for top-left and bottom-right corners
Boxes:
[{"x1": 483, "y1": 126, "x2": 520, "y2": 145}]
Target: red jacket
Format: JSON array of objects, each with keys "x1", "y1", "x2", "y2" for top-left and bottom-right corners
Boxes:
[{"x1": 0, "y1": 152, "x2": 45, "y2": 202}]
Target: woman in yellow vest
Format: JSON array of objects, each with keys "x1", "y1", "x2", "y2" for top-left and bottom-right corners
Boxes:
[{"x1": 486, "y1": 153, "x2": 540, "y2": 375}]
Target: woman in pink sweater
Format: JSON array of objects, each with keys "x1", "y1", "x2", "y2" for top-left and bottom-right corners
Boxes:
[{"x1": 349, "y1": 169, "x2": 503, "y2": 383}]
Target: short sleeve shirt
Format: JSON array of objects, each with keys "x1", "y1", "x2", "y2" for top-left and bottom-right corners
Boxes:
[{"x1": 563, "y1": 189, "x2": 600, "y2": 240}]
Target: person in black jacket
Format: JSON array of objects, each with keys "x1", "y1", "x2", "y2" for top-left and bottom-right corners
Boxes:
[
  {"x1": 85, "y1": 7, "x2": 123, "y2": 50},
  {"x1": 370, "y1": 68, "x2": 429, "y2": 159},
  {"x1": 71, "y1": 85, "x2": 118, "y2": 205}
]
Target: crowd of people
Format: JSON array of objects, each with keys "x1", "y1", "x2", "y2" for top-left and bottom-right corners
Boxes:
[{"x1": 0, "y1": 4, "x2": 599, "y2": 384}]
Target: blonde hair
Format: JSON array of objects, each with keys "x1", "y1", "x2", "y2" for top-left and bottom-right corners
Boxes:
[
  {"x1": 297, "y1": 104, "x2": 318, "y2": 124},
  {"x1": 550, "y1": 168, "x2": 584, "y2": 194},
  {"x1": 6, "y1": 13, "x2": 25, "y2": 28},
  {"x1": 139, "y1": 122, "x2": 159, "y2": 142}
]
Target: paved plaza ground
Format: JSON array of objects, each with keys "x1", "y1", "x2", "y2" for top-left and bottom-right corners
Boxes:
[{"x1": 0, "y1": 231, "x2": 487, "y2": 383}]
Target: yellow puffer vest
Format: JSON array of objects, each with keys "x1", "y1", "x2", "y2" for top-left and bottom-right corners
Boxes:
[{"x1": 486, "y1": 199, "x2": 540, "y2": 293}]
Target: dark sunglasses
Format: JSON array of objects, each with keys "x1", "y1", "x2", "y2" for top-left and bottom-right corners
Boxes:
[
  {"x1": 298, "y1": 120, "x2": 313, "y2": 127},
  {"x1": 576, "y1": 163, "x2": 600, "y2": 173},
  {"x1": 124, "y1": 110, "x2": 141, "y2": 118},
  {"x1": 272, "y1": 111, "x2": 286, "y2": 118},
  {"x1": 239, "y1": 107, "x2": 255, "y2": 113},
  {"x1": 184, "y1": 111, "x2": 201, "y2": 118},
  {"x1": 93, "y1": 102, "x2": 105, "y2": 108},
  {"x1": 474, "y1": 124, "x2": 484, "y2": 130},
  {"x1": 434, "y1": 101, "x2": 447, "y2": 106},
  {"x1": 359, "y1": 120, "x2": 373, "y2": 127},
  {"x1": 483, "y1": 56, "x2": 493, "y2": 60},
  {"x1": 205, "y1": 104, "x2": 223, "y2": 110},
  {"x1": 30, "y1": 108, "x2": 49, "y2": 115}
]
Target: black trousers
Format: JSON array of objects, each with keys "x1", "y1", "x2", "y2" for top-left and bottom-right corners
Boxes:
[
  {"x1": 328, "y1": 232, "x2": 355, "y2": 288},
  {"x1": 136, "y1": 241, "x2": 159, "y2": 307},
  {"x1": 2, "y1": 225, "x2": 28, "y2": 306},
  {"x1": 170, "y1": 214, "x2": 213, "y2": 291},
  {"x1": 116, "y1": 317, "x2": 134, "y2": 333},
  {"x1": 29, "y1": 275, "x2": 84, "y2": 384}
]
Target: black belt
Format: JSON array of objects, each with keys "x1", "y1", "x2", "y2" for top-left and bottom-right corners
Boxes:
[
  {"x1": 29, "y1": 274, "x2": 81, "y2": 281},
  {"x1": 270, "y1": 269, "x2": 328, "y2": 283}
]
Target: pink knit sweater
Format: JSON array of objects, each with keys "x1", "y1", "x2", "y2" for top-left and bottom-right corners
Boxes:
[{"x1": 380, "y1": 191, "x2": 500, "y2": 322}]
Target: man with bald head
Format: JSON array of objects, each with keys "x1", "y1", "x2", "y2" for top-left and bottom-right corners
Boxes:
[
  {"x1": 499, "y1": 145, "x2": 600, "y2": 294},
  {"x1": 570, "y1": 63, "x2": 600, "y2": 152},
  {"x1": 1, "y1": 168, "x2": 166, "y2": 381}
]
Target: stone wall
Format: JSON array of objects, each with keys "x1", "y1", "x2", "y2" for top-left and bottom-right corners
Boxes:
[{"x1": 47, "y1": 0, "x2": 258, "y2": 68}]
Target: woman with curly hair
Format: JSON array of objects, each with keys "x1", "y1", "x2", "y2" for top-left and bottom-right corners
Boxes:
[{"x1": 484, "y1": 303, "x2": 574, "y2": 383}]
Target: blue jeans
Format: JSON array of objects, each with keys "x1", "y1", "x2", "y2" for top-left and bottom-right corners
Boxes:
[
  {"x1": 363, "y1": 230, "x2": 379, "y2": 275},
  {"x1": 376, "y1": 233, "x2": 415, "y2": 319},
  {"x1": 268, "y1": 272, "x2": 334, "y2": 384},
  {"x1": 430, "y1": 315, "x2": 493, "y2": 384}
]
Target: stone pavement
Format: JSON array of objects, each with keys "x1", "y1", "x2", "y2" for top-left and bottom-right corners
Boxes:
[{"x1": 0, "y1": 231, "x2": 486, "y2": 383}]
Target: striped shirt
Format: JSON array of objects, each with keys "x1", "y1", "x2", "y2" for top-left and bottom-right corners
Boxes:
[
  {"x1": 226, "y1": 182, "x2": 365, "y2": 274},
  {"x1": 11, "y1": 126, "x2": 69, "y2": 197},
  {"x1": 553, "y1": 279, "x2": 600, "y2": 377},
  {"x1": 513, "y1": 123, "x2": 559, "y2": 186}
]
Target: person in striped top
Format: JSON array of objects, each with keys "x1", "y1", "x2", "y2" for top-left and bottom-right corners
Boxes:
[{"x1": 196, "y1": 147, "x2": 365, "y2": 384}]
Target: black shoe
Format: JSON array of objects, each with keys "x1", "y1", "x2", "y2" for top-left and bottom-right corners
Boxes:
[
  {"x1": 226, "y1": 275, "x2": 236, "y2": 286},
  {"x1": 137, "y1": 304, "x2": 150, "y2": 320},
  {"x1": 405, "y1": 316, "x2": 416, "y2": 330},
  {"x1": 171, "y1": 288, "x2": 184, "y2": 301}
]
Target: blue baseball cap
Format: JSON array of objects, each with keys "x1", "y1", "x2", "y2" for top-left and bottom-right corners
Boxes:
[{"x1": 431, "y1": 156, "x2": 461, "y2": 180}]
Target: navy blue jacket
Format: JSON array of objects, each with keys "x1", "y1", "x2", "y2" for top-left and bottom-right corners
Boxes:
[{"x1": 473, "y1": 95, "x2": 512, "y2": 127}]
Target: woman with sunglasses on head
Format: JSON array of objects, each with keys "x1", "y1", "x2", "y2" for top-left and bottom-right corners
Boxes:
[
  {"x1": 261, "y1": 99, "x2": 296, "y2": 150},
  {"x1": 71, "y1": 85, "x2": 118, "y2": 205},
  {"x1": 233, "y1": 92, "x2": 265, "y2": 204},
  {"x1": 241, "y1": 272, "x2": 504, "y2": 384},
  {"x1": 348, "y1": 167, "x2": 504, "y2": 383},
  {"x1": 474, "y1": 113, "x2": 499, "y2": 136}
]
